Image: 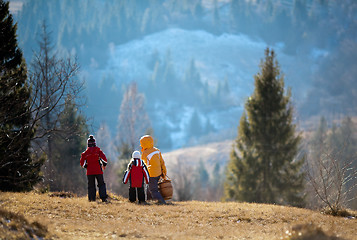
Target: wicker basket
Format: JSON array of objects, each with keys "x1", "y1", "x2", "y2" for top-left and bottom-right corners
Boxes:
[{"x1": 158, "y1": 178, "x2": 173, "y2": 200}]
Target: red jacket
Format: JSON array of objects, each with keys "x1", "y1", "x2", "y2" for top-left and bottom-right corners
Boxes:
[
  {"x1": 80, "y1": 147, "x2": 107, "y2": 175},
  {"x1": 123, "y1": 159, "x2": 149, "y2": 188}
]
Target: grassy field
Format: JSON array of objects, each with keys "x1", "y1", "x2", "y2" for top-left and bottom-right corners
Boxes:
[{"x1": 0, "y1": 191, "x2": 356, "y2": 239}]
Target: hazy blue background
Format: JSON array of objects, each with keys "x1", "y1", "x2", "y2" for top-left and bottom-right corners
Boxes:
[{"x1": 9, "y1": 0, "x2": 357, "y2": 153}]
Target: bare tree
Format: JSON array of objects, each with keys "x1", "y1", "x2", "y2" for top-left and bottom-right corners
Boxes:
[
  {"x1": 305, "y1": 139, "x2": 357, "y2": 215},
  {"x1": 96, "y1": 122, "x2": 122, "y2": 194},
  {"x1": 207, "y1": 163, "x2": 224, "y2": 201},
  {"x1": 171, "y1": 160, "x2": 195, "y2": 201},
  {"x1": 115, "y1": 82, "x2": 152, "y2": 196},
  {"x1": 116, "y1": 82, "x2": 151, "y2": 152},
  {"x1": 28, "y1": 22, "x2": 84, "y2": 187}
]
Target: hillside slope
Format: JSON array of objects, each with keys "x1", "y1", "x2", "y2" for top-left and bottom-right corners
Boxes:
[
  {"x1": 85, "y1": 27, "x2": 311, "y2": 150},
  {"x1": 163, "y1": 140, "x2": 233, "y2": 174},
  {"x1": 0, "y1": 192, "x2": 356, "y2": 239}
]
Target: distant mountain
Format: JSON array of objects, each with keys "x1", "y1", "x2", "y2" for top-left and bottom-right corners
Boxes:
[
  {"x1": 15, "y1": 0, "x2": 353, "y2": 151},
  {"x1": 84, "y1": 28, "x2": 315, "y2": 150}
]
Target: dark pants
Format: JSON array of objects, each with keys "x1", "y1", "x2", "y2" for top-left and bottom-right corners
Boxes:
[
  {"x1": 87, "y1": 174, "x2": 107, "y2": 201},
  {"x1": 129, "y1": 187, "x2": 145, "y2": 203},
  {"x1": 149, "y1": 176, "x2": 166, "y2": 203}
]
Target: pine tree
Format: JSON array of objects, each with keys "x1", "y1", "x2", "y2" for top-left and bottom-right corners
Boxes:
[
  {"x1": 197, "y1": 160, "x2": 209, "y2": 188},
  {"x1": 184, "y1": 58, "x2": 201, "y2": 89},
  {"x1": 212, "y1": 0, "x2": 220, "y2": 32},
  {"x1": 211, "y1": 162, "x2": 222, "y2": 192},
  {"x1": 187, "y1": 110, "x2": 202, "y2": 139},
  {"x1": 51, "y1": 95, "x2": 88, "y2": 193},
  {"x1": 193, "y1": 1, "x2": 204, "y2": 20},
  {"x1": 162, "y1": 50, "x2": 177, "y2": 89},
  {"x1": 183, "y1": 58, "x2": 202, "y2": 105},
  {"x1": 192, "y1": 160, "x2": 210, "y2": 200},
  {"x1": 229, "y1": 0, "x2": 246, "y2": 33},
  {"x1": 225, "y1": 48, "x2": 304, "y2": 206},
  {"x1": 0, "y1": 0, "x2": 43, "y2": 191}
]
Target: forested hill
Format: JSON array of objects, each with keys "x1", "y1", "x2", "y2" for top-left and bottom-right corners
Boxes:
[{"x1": 12, "y1": 0, "x2": 357, "y2": 150}]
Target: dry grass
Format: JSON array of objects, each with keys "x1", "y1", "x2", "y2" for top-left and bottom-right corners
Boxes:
[
  {"x1": 0, "y1": 191, "x2": 356, "y2": 240},
  {"x1": 0, "y1": 208, "x2": 48, "y2": 239}
]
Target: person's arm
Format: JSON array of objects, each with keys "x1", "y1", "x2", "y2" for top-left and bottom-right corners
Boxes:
[
  {"x1": 142, "y1": 161, "x2": 150, "y2": 184},
  {"x1": 80, "y1": 152, "x2": 87, "y2": 168},
  {"x1": 123, "y1": 160, "x2": 134, "y2": 184},
  {"x1": 99, "y1": 149, "x2": 108, "y2": 167},
  {"x1": 123, "y1": 168, "x2": 131, "y2": 184}
]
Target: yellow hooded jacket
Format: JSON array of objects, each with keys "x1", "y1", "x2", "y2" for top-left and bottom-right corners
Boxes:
[{"x1": 140, "y1": 135, "x2": 167, "y2": 178}]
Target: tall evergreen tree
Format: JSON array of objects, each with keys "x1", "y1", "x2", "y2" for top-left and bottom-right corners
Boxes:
[
  {"x1": 0, "y1": 0, "x2": 43, "y2": 191},
  {"x1": 183, "y1": 58, "x2": 202, "y2": 105},
  {"x1": 197, "y1": 160, "x2": 209, "y2": 188},
  {"x1": 192, "y1": 159, "x2": 210, "y2": 200},
  {"x1": 184, "y1": 58, "x2": 201, "y2": 89},
  {"x1": 225, "y1": 48, "x2": 304, "y2": 206},
  {"x1": 162, "y1": 50, "x2": 176, "y2": 84},
  {"x1": 51, "y1": 95, "x2": 88, "y2": 193},
  {"x1": 212, "y1": 0, "x2": 220, "y2": 32},
  {"x1": 211, "y1": 162, "x2": 222, "y2": 192},
  {"x1": 187, "y1": 110, "x2": 202, "y2": 139}
]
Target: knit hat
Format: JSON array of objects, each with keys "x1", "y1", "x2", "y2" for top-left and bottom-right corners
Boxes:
[
  {"x1": 87, "y1": 135, "x2": 96, "y2": 147},
  {"x1": 132, "y1": 151, "x2": 141, "y2": 159}
]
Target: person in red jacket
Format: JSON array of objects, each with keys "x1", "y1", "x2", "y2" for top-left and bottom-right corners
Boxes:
[
  {"x1": 123, "y1": 151, "x2": 149, "y2": 204},
  {"x1": 80, "y1": 135, "x2": 108, "y2": 202}
]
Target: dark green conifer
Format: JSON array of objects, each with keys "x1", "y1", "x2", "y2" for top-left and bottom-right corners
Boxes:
[
  {"x1": 187, "y1": 110, "x2": 202, "y2": 138},
  {"x1": 51, "y1": 95, "x2": 88, "y2": 193},
  {"x1": 225, "y1": 48, "x2": 304, "y2": 206},
  {"x1": 0, "y1": 0, "x2": 43, "y2": 191}
]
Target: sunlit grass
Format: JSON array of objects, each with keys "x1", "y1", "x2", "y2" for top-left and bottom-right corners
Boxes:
[
  {"x1": 0, "y1": 191, "x2": 356, "y2": 239},
  {"x1": 0, "y1": 207, "x2": 49, "y2": 239}
]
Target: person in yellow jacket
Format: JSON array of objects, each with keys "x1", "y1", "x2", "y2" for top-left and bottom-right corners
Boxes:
[{"x1": 140, "y1": 135, "x2": 167, "y2": 204}]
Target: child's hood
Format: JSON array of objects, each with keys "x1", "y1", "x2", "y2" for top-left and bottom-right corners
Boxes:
[{"x1": 140, "y1": 135, "x2": 154, "y2": 150}]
